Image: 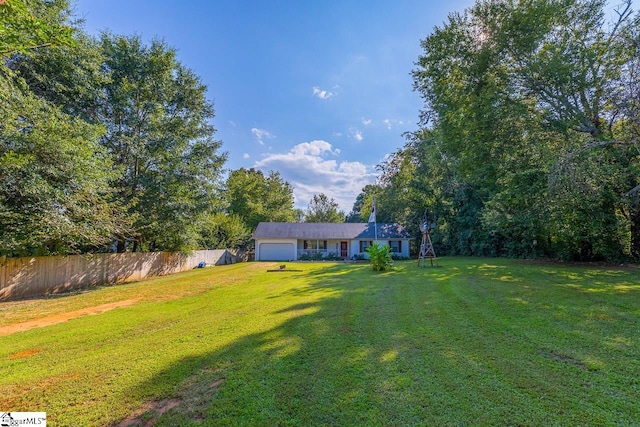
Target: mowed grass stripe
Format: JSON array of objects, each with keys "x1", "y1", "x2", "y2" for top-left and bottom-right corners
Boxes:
[{"x1": 0, "y1": 259, "x2": 639, "y2": 426}]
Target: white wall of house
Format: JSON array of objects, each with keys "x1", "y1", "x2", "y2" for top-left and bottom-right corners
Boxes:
[
  {"x1": 349, "y1": 240, "x2": 361, "y2": 258},
  {"x1": 328, "y1": 240, "x2": 341, "y2": 256},
  {"x1": 297, "y1": 239, "x2": 351, "y2": 258},
  {"x1": 390, "y1": 239, "x2": 411, "y2": 258},
  {"x1": 351, "y1": 239, "x2": 411, "y2": 258},
  {"x1": 255, "y1": 239, "x2": 297, "y2": 261}
]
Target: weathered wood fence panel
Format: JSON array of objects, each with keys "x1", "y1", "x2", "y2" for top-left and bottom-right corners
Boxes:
[{"x1": 0, "y1": 250, "x2": 236, "y2": 301}]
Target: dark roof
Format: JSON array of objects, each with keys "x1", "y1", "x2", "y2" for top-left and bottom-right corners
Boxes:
[{"x1": 253, "y1": 222, "x2": 412, "y2": 240}]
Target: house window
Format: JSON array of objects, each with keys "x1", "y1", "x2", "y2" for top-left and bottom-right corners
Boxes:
[
  {"x1": 359, "y1": 240, "x2": 373, "y2": 252},
  {"x1": 303, "y1": 240, "x2": 327, "y2": 250},
  {"x1": 389, "y1": 240, "x2": 402, "y2": 253}
]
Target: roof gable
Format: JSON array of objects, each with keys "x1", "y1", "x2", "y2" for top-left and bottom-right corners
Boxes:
[{"x1": 253, "y1": 222, "x2": 411, "y2": 240}]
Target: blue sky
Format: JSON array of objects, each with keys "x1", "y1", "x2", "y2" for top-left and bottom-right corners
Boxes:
[{"x1": 74, "y1": 0, "x2": 475, "y2": 212}]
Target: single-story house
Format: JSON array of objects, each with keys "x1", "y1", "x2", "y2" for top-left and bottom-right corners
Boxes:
[{"x1": 253, "y1": 222, "x2": 412, "y2": 261}]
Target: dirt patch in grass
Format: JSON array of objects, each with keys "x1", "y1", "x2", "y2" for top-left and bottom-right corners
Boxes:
[
  {"x1": 8, "y1": 347, "x2": 43, "y2": 359},
  {"x1": 117, "y1": 398, "x2": 182, "y2": 427},
  {"x1": 0, "y1": 299, "x2": 140, "y2": 336},
  {"x1": 116, "y1": 377, "x2": 226, "y2": 426},
  {"x1": 211, "y1": 378, "x2": 225, "y2": 389},
  {"x1": 543, "y1": 350, "x2": 588, "y2": 370}
]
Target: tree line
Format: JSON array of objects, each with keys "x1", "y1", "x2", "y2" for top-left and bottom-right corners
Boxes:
[
  {"x1": 0, "y1": 0, "x2": 298, "y2": 256},
  {"x1": 352, "y1": 0, "x2": 640, "y2": 261},
  {"x1": 0, "y1": 1, "x2": 356, "y2": 257},
  {"x1": 4, "y1": 0, "x2": 639, "y2": 262}
]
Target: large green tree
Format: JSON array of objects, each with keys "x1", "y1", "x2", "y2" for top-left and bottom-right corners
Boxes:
[
  {"x1": 407, "y1": 0, "x2": 640, "y2": 260},
  {"x1": 304, "y1": 193, "x2": 345, "y2": 223},
  {"x1": 346, "y1": 184, "x2": 379, "y2": 222},
  {"x1": 198, "y1": 212, "x2": 252, "y2": 251},
  {"x1": 9, "y1": 32, "x2": 107, "y2": 123},
  {"x1": 98, "y1": 34, "x2": 227, "y2": 252},
  {"x1": 2, "y1": 5, "x2": 228, "y2": 255},
  {"x1": 225, "y1": 168, "x2": 296, "y2": 230},
  {"x1": 0, "y1": 0, "x2": 74, "y2": 56},
  {"x1": 0, "y1": 0, "x2": 122, "y2": 256},
  {"x1": 0, "y1": 77, "x2": 120, "y2": 256},
  {"x1": 373, "y1": 131, "x2": 459, "y2": 255}
]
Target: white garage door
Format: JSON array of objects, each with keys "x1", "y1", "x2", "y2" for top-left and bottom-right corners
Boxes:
[{"x1": 259, "y1": 243, "x2": 294, "y2": 261}]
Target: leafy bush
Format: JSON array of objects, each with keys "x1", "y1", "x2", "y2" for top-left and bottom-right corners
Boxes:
[
  {"x1": 391, "y1": 253, "x2": 410, "y2": 261},
  {"x1": 365, "y1": 243, "x2": 393, "y2": 271},
  {"x1": 324, "y1": 252, "x2": 342, "y2": 261},
  {"x1": 299, "y1": 252, "x2": 337, "y2": 261}
]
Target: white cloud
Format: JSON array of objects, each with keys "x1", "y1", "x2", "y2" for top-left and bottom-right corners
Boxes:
[
  {"x1": 254, "y1": 140, "x2": 377, "y2": 212},
  {"x1": 349, "y1": 127, "x2": 363, "y2": 142},
  {"x1": 312, "y1": 86, "x2": 337, "y2": 100},
  {"x1": 251, "y1": 128, "x2": 275, "y2": 145},
  {"x1": 383, "y1": 118, "x2": 404, "y2": 130},
  {"x1": 243, "y1": 153, "x2": 250, "y2": 159},
  {"x1": 354, "y1": 118, "x2": 407, "y2": 131},
  {"x1": 290, "y1": 140, "x2": 339, "y2": 157}
]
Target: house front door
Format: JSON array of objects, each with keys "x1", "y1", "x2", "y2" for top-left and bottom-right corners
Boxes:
[{"x1": 340, "y1": 241, "x2": 348, "y2": 258}]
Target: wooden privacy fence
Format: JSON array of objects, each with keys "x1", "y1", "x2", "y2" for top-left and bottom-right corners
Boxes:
[{"x1": 0, "y1": 250, "x2": 237, "y2": 301}]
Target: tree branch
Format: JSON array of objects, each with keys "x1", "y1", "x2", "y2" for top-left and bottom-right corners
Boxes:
[
  {"x1": 0, "y1": 43, "x2": 53, "y2": 56},
  {"x1": 563, "y1": 139, "x2": 639, "y2": 160},
  {"x1": 626, "y1": 184, "x2": 640, "y2": 198}
]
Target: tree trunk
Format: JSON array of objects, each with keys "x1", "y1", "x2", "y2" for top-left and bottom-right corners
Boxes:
[
  {"x1": 630, "y1": 207, "x2": 640, "y2": 259},
  {"x1": 579, "y1": 239, "x2": 593, "y2": 262}
]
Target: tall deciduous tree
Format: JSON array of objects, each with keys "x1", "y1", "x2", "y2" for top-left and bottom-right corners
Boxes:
[
  {"x1": 98, "y1": 34, "x2": 227, "y2": 252},
  {"x1": 0, "y1": 0, "x2": 122, "y2": 256},
  {"x1": 0, "y1": 0, "x2": 74, "y2": 56},
  {"x1": 198, "y1": 212, "x2": 252, "y2": 250},
  {"x1": 2, "y1": 5, "x2": 229, "y2": 255},
  {"x1": 225, "y1": 168, "x2": 296, "y2": 230},
  {"x1": 407, "y1": 0, "x2": 640, "y2": 260},
  {"x1": 9, "y1": 32, "x2": 108, "y2": 123},
  {"x1": 346, "y1": 184, "x2": 379, "y2": 222},
  {"x1": 305, "y1": 193, "x2": 345, "y2": 223},
  {"x1": 0, "y1": 79, "x2": 120, "y2": 256}
]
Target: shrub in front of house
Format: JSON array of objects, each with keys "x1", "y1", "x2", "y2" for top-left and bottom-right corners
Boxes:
[
  {"x1": 366, "y1": 243, "x2": 393, "y2": 271},
  {"x1": 298, "y1": 252, "x2": 344, "y2": 261},
  {"x1": 299, "y1": 252, "x2": 331, "y2": 261}
]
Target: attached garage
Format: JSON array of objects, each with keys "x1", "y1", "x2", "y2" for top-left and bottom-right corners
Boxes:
[{"x1": 258, "y1": 242, "x2": 295, "y2": 261}]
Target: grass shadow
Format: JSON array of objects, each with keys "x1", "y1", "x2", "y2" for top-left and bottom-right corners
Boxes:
[{"x1": 100, "y1": 259, "x2": 640, "y2": 425}]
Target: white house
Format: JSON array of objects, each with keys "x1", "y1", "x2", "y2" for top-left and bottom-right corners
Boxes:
[{"x1": 253, "y1": 222, "x2": 412, "y2": 261}]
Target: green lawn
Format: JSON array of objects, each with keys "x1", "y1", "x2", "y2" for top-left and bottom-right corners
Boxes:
[{"x1": 1, "y1": 259, "x2": 639, "y2": 426}]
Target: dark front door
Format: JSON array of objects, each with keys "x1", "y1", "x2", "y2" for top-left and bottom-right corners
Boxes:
[{"x1": 340, "y1": 241, "x2": 348, "y2": 258}]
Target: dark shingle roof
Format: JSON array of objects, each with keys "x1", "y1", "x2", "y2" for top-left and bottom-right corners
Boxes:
[{"x1": 253, "y1": 222, "x2": 411, "y2": 239}]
